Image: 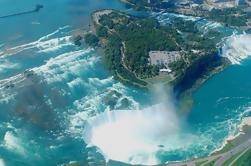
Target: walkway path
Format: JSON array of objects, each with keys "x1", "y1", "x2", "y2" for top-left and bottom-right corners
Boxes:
[
  {"x1": 214, "y1": 138, "x2": 251, "y2": 166},
  {"x1": 167, "y1": 138, "x2": 251, "y2": 166}
]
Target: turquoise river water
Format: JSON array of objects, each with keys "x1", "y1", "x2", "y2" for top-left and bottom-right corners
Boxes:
[{"x1": 0, "y1": 0, "x2": 251, "y2": 165}]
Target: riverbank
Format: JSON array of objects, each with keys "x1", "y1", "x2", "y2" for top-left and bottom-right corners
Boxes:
[
  {"x1": 165, "y1": 116, "x2": 251, "y2": 166},
  {"x1": 86, "y1": 9, "x2": 229, "y2": 96},
  {"x1": 78, "y1": 7, "x2": 251, "y2": 165},
  {"x1": 215, "y1": 117, "x2": 251, "y2": 155},
  {"x1": 120, "y1": 0, "x2": 251, "y2": 28}
]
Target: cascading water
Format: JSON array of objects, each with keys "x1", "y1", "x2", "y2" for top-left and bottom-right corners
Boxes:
[
  {"x1": 1, "y1": 0, "x2": 251, "y2": 165},
  {"x1": 221, "y1": 34, "x2": 251, "y2": 64},
  {"x1": 83, "y1": 86, "x2": 198, "y2": 165}
]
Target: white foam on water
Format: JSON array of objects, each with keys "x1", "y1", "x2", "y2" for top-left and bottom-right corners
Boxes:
[
  {"x1": 0, "y1": 26, "x2": 73, "y2": 57},
  {"x1": 0, "y1": 59, "x2": 20, "y2": 73},
  {"x1": 0, "y1": 43, "x2": 4, "y2": 48},
  {"x1": 37, "y1": 36, "x2": 73, "y2": 53},
  {"x1": 7, "y1": 36, "x2": 72, "y2": 55},
  {"x1": 216, "y1": 96, "x2": 251, "y2": 105},
  {"x1": 77, "y1": 81, "x2": 138, "y2": 111},
  {"x1": 0, "y1": 71, "x2": 26, "y2": 85},
  {"x1": 0, "y1": 92, "x2": 15, "y2": 104},
  {"x1": 87, "y1": 77, "x2": 114, "y2": 88},
  {"x1": 81, "y1": 86, "x2": 199, "y2": 165},
  {"x1": 68, "y1": 79, "x2": 141, "y2": 139},
  {"x1": 0, "y1": 73, "x2": 25, "y2": 104},
  {"x1": 221, "y1": 34, "x2": 251, "y2": 64},
  {"x1": 83, "y1": 104, "x2": 199, "y2": 165},
  {"x1": 0, "y1": 159, "x2": 5, "y2": 166},
  {"x1": 67, "y1": 78, "x2": 84, "y2": 90},
  {"x1": 156, "y1": 12, "x2": 199, "y2": 22},
  {"x1": 155, "y1": 12, "x2": 225, "y2": 38},
  {"x1": 213, "y1": 106, "x2": 251, "y2": 153},
  {"x1": 69, "y1": 81, "x2": 140, "y2": 128},
  {"x1": 198, "y1": 21, "x2": 222, "y2": 34},
  {"x1": 3, "y1": 131, "x2": 26, "y2": 155},
  {"x1": 156, "y1": 11, "x2": 224, "y2": 35},
  {"x1": 0, "y1": 46, "x2": 100, "y2": 105},
  {"x1": 34, "y1": 48, "x2": 96, "y2": 84}
]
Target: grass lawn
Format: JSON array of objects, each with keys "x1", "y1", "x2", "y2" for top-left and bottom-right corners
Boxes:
[
  {"x1": 232, "y1": 148, "x2": 251, "y2": 166},
  {"x1": 203, "y1": 159, "x2": 217, "y2": 166},
  {"x1": 222, "y1": 151, "x2": 243, "y2": 166},
  {"x1": 200, "y1": 157, "x2": 221, "y2": 166},
  {"x1": 195, "y1": 160, "x2": 208, "y2": 166},
  {"x1": 215, "y1": 141, "x2": 236, "y2": 154}
]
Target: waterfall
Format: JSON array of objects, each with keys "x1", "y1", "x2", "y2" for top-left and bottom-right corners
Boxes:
[
  {"x1": 221, "y1": 34, "x2": 251, "y2": 64},
  {"x1": 83, "y1": 85, "x2": 197, "y2": 165}
]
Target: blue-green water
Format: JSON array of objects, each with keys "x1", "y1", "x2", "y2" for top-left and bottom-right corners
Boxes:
[{"x1": 0, "y1": 0, "x2": 251, "y2": 165}]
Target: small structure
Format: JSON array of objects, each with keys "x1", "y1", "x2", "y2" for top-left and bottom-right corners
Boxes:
[{"x1": 160, "y1": 68, "x2": 172, "y2": 73}]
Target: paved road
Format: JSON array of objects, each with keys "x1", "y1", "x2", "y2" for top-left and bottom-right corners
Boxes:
[
  {"x1": 229, "y1": 148, "x2": 250, "y2": 165},
  {"x1": 167, "y1": 138, "x2": 251, "y2": 166},
  {"x1": 214, "y1": 138, "x2": 251, "y2": 166}
]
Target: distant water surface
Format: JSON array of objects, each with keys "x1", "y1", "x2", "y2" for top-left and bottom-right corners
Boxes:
[{"x1": 0, "y1": 0, "x2": 251, "y2": 165}]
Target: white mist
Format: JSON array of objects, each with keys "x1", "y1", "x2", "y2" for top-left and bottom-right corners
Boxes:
[
  {"x1": 222, "y1": 34, "x2": 251, "y2": 64},
  {"x1": 84, "y1": 85, "x2": 193, "y2": 165}
]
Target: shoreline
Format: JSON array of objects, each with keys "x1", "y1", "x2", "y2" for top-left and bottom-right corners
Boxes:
[
  {"x1": 214, "y1": 116, "x2": 251, "y2": 154},
  {"x1": 166, "y1": 116, "x2": 251, "y2": 166},
  {"x1": 88, "y1": 9, "x2": 230, "y2": 95},
  {"x1": 82, "y1": 8, "x2": 251, "y2": 165}
]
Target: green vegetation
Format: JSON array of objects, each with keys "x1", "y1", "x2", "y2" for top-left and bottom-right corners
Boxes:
[
  {"x1": 124, "y1": 0, "x2": 163, "y2": 10},
  {"x1": 222, "y1": 151, "x2": 243, "y2": 166},
  {"x1": 216, "y1": 126, "x2": 251, "y2": 155},
  {"x1": 104, "y1": 33, "x2": 148, "y2": 86},
  {"x1": 207, "y1": 8, "x2": 248, "y2": 27},
  {"x1": 94, "y1": 11, "x2": 180, "y2": 86},
  {"x1": 96, "y1": 25, "x2": 109, "y2": 38},
  {"x1": 195, "y1": 160, "x2": 208, "y2": 166},
  {"x1": 122, "y1": 0, "x2": 249, "y2": 27},
  {"x1": 84, "y1": 33, "x2": 99, "y2": 47},
  {"x1": 216, "y1": 141, "x2": 236, "y2": 154},
  {"x1": 92, "y1": 10, "x2": 224, "y2": 89},
  {"x1": 204, "y1": 158, "x2": 220, "y2": 166},
  {"x1": 233, "y1": 148, "x2": 251, "y2": 166},
  {"x1": 120, "y1": 19, "x2": 179, "y2": 77}
]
